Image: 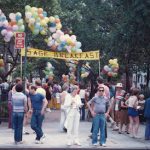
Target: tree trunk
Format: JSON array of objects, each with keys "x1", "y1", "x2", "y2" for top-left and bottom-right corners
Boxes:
[{"x1": 125, "y1": 61, "x2": 130, "y2": 92}]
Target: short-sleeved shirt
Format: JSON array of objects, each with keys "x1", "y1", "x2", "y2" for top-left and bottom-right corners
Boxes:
[
  {"x1": 88, "y1": 96, "x2": 109, "y2": 114},
  {"x1": 29, "y1": 93, "x2": 45, "y2": 110},
  {"x1": 12, "y1": 92, "x2": 27, "y2": 113}
]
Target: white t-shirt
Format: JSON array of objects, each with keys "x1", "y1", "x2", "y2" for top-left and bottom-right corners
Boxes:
[{"x1": 79, "y1": 89, "x2": 86, "y2": 99}]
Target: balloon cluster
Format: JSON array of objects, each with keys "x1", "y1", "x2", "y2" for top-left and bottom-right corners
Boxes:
[
  {"x1": 0, "y1": 9, "x2": 25, "y2": 42},
  {"x1": 103, "y1": 59, "x2": 119, "y2": 77},
  {"x1": 81, "y1": 62, "x2": 91, "y2": 78},
  {"x1": 43, "y1": 62, "x2": 54, "y2": 80},
  {"x1": 46, "y1": 30, "x2": 82, "y2": 52},
  {"x1": 66, "y1": 60, "x2": 78, "y2": 83},
  {"x1": 25, "y1": 5, "x2": 62, "y2": 36}
]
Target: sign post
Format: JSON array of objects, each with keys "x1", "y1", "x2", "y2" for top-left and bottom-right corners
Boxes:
[{"x1": 15, "y1": 32, "x2": 25, "y2": 78}]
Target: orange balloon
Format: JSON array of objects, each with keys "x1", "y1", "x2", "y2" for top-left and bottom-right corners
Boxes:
[
  {"x1": 51, "y1": 45, "x2": 57, "y2": 51},
  {"x1": 38, "y1": 8, "x2": 43, "y2": 14},
  {"x1": 10, "y1": 21, "x2": 16, "y2": 26},
  {"x1": 55, "y1": 18, "x2": 60, "y2": 23}
]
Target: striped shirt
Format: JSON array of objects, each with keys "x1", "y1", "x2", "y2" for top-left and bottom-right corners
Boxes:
[{"x1": 12, "y1": 92, "x2": 27, "y2": 112}]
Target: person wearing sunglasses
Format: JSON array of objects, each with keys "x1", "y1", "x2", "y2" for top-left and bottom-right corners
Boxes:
[{"x1": 87, "y1": 87, "x2": 110, "y2": 147}]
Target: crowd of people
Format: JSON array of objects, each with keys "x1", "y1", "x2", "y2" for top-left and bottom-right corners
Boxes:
[{"x1": 1, "y1": 76, "x2": 150, "y2": 146}]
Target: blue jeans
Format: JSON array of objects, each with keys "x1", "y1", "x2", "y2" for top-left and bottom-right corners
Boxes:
[
  {"x1": 31, "y1": 110, "x2": 44, "y2": 140},
  {"x1": 13, "y1": 112, "x2": 24, "y2": 142},
  {"x1": 92, "y1": 114, "x2": 106, "y2": 144},
  {"x1": 145, "y1": 119, "x2": 150, "y2": 140},
  {"x1": 80, "y1": 99, "x2": 85, "y2": 120}
]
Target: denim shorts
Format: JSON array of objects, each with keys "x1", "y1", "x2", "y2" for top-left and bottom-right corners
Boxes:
[{"x1": 128, "y1": 107, "x2": 138, "y2": 117}]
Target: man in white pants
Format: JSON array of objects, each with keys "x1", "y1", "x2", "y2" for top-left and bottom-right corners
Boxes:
[{"x1": 64, "y1": 85, "x2": 83, "y2": 146}]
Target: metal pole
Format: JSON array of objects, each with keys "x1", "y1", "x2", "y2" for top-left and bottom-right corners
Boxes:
[
  {"x1": 20, "y1": 55, "x2": 22, "y2": 78},
  {"x1": 23, "y1": 33, "x2": 27, "y2": 92},
  {"x1": 99, "y1": 59, "x2": 100, "y2": 77}
]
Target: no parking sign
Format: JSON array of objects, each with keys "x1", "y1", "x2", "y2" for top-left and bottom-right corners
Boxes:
[{"x1": 15, "y1": 32, "x2": 25, "y2": 49}]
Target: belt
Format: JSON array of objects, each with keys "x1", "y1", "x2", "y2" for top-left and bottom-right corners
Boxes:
[{"x1": 97, "y1": 112, "x2": 105, "y2": 115}]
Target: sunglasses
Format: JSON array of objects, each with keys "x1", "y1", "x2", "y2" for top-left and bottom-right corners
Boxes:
[{"x1": 99, "y1": 90, "x2": 104, "y2": 92}]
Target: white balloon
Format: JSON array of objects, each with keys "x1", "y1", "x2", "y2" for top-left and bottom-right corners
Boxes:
[
  {"x1": 7, "y1": 31, "x2": 13, "y2": 38},
  {"x1": 76, "y1": 49, "x2": 82, "y2": 53},
  {"x1": 3, "y1": 20, "x2": 8, "y2": 27},
  {"x1": 1, "y1": 29, "x2": 7, "y2": 36},
  {"x1": 60, "y1": 35, "x2": 65, "y2": 42},
  {"x1": 49, "y1": 27, "x2": 56, "y2": 33},
  {"x1": 25, "y1": 12, "x2": 32, "y2": 19},
  {"x1": 4, "y1": 36, "x2": 10, "y2": 42}
]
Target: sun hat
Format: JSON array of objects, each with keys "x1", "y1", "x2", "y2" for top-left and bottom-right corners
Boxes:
[{"x1": 116, "y1": 83, "x2": 123, "y2": 88}]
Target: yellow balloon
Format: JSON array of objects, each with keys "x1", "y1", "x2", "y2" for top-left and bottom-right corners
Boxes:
[
  {"x1": 40, "y1": 20, "x2": 47, "y2": 26},
  {"x1": 44, "y1": 17, "x2": 49, "y2": 23},
  {"x1": 49, "y1": 16, "x2": 55, "y2": 22},
  {"x1": 56, "y1": 23, "x2": 62, "y2": 30},
  {"x1": 40, "y1": 30, "x2": 47, "y2": 35}
]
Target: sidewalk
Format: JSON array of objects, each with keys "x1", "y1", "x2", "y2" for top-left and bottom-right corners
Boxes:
[{"x1": 0, "y1": 110, "x2": 149, "y2": 149}]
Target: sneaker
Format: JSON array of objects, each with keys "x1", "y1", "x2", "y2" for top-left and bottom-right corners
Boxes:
[
  {"x1": 35, "y1": 140, "x2": 42, "y2": 144},
  {"x1": 40, "y1": 134, "x2": 46, "y2": 143},
  {"x1": 129, "y1": 134, "x2": 134, "y2": 138},
  {"x1": 67, "y1": 141, "x2": 72, "y2": 146},
  {"x1": 134, "y1": 135, "x2": 141, "y2": 139},
  {"x1": 46, "y1": 108, "x2": 51, "y2": 112},
  {"x1": 100, "y1": 143, "x2": 106, "y2": 147},
  {"x1": 74, "y1": 140, "x2": 81, "y2": 146},
  {"x1": 23, "y1": 131, "x2": 30, "y2": 135},
  {"x1": 118, "y1": 131, "x2": 123, "y2": 134},
  {"x1": 112, "y1": 126, "x2": 119, "y2": 131},
  {"x1": 88, "y1": 133, "x2": 92, "y2": 138},
  {"x1": 92, "y1": 142, "x2": 99, "y2": 146}
]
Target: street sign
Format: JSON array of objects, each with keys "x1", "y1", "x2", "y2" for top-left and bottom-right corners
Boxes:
[{"x1": 15, "y1": 32, "x2": 25, "y2": 49}]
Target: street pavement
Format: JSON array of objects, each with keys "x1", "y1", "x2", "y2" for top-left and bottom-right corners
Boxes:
[{"x1": 0, "y1": 110, "x2": 150, "y2": 149}]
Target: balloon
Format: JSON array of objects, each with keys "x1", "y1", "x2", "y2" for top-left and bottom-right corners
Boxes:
[
  {"x1": 43, "y1": 11, "x2": 47, "y2": 17},
  {"x1": 104, "y1": 65, "x2": 109, "y2": 72},
  {"x1": 49, "y1": 16, "x2": 55, "y2": 22},
  {"x1": 60, "y1": 35, "x2": 65, "y2": 42},
  {"x1": 71, "y1": 35, "x2": 76, "y2": 41},
  {"x1": 76, "y1": 42, "x2": 82, "y2": 48},
  {"x1": 12, "y1": 25, "x2": 18, "y2": 31},
  {"x1": 25, "y1": 12, "x2": 32, "y2": 19},
  {"x1": 25, "y1": 5, "x2": 31, "y2": 11},
  {"x1": 35, "y1": 22, "x2": 40, "y2": 29},
  {"x1": 76, "y1": 49, "x2": 82, "y2": 53},
  {"x1": 17, "y1": 19, "x2": 23, "y2": 26},
  {"x1": 4, "y1": 36, "x2": 10, "y2": 42},
  {"x1": 40, "y1": 30, "x2": 47, "y2": 35},
  {"x1": 7, "y1": 31, "x2": 13, "y2": 38},
  {"x1": 1, "y1": 29, "x2": 7, "y2": 36},
  {"x1": 38, "y1": 8, "x2": 43, "y2": 14},
  {"x1": 3, "y1": 20, "x2": 8, "y2": 27},
  {"x1": 33, "y1": 29, "x2": 39, "y2": 35},
  {"x1": 32, "y1": 12, "x2": 38, "y2": 18},
  {"x1": 40, "y1": 20, "x2": 47, "y2": 26},
  {"x1": 56, "y1": 23, "x2": 62, "y2": 29},
  {"x1": 55, "y1": 18, "x2": 60, "y2": 23},
  {"x1": 29, "y1": 18, "x2": 35, "y2": 24},
  {"x1": 49, "y1": 27, "x2": 56, "y2": 33},
  {"x1": 16, "y1": 13, "x2": 22, "y2": 21},
  {"x1": 18, "y1": 25, "x2": 25, "y2": 32}
]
